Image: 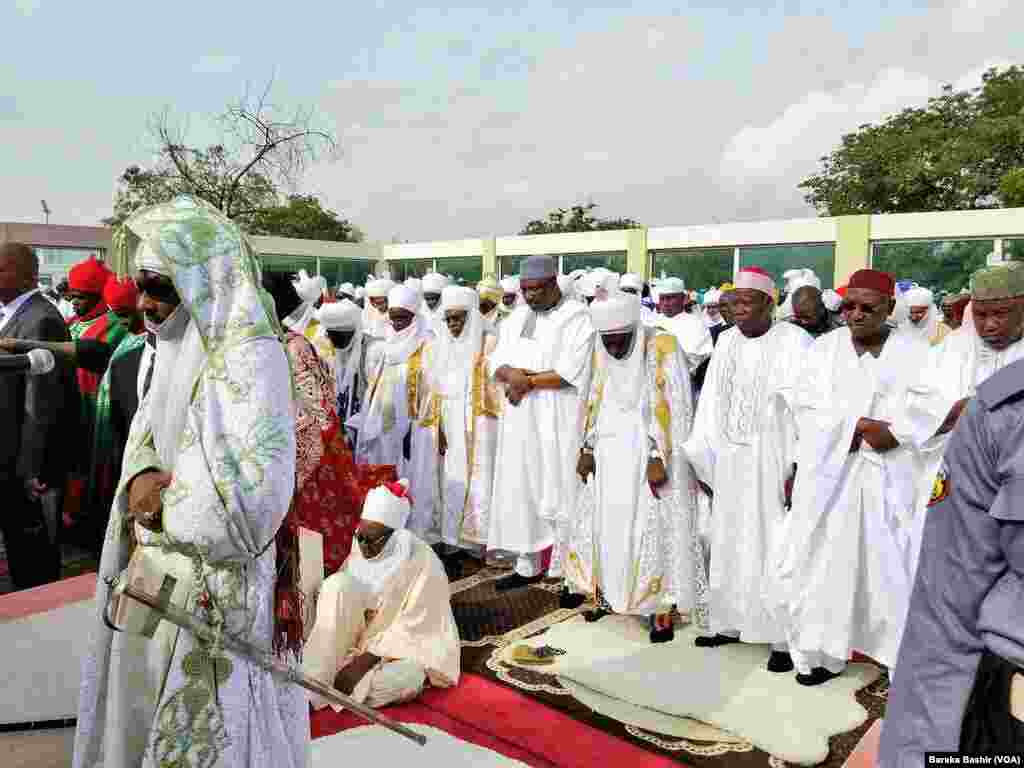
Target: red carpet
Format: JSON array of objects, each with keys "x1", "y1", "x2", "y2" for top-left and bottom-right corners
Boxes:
[
  {"x1": 311, "y1": 673, "x2": 681, "y2": 768},
  {"x1": 0, "y1": 572, "x2": 96, "y2": 620}
]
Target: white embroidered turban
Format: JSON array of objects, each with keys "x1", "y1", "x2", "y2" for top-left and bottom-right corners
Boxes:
[
  {"x1": 337, "y1": 282, "x2": 355, "y2": 297},
  {"x1": 316, "y1": 299, "x2": 362, "y2": 330},
  {"x1": 591, "y1": 291, "x2": 641, "y2": 333},
  {"x1": 620, "y1": 273, "x2": 643, "y2": 291},
  {"x1": 904, "y1": 286, "x2": 935, "y2": 308},
  {"x1": 422, "y1": 273, "x2": 448, "y2": 293},
  {"x1": 362, "y1": 479, "x2": 412, "y2": 530},
  {"x1": 366, "y1": 278, "x2": 395, "y2": 298},
  {"x1": 441, "y1": 285, "x2": 476, "y2": 310},
  {"x1": 388, "y1": 284, "x2": 420, "y2": 312}
]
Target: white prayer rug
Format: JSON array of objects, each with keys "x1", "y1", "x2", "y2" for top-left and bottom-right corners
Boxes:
[
  {"x1": 547, "y1": 620, "x2": 880, "y2": 766},
  {"x1": 311, "y1": 724, "x2": 533, "y2": 767}
]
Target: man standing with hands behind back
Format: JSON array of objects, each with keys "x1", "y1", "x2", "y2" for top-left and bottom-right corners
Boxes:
[{"x1": 0, "y1": 242, "x2": 78, "y2": 590}]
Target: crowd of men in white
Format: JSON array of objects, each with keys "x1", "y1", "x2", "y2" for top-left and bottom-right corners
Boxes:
[{"x1": 288, "y1": 253, "x2": 1022, "y2": 691}]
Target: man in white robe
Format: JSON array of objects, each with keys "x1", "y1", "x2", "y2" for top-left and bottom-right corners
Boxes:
[
  {"x1": 562, "y1": 291, "x2": 705, "y2": 641},
  {"x1": 477, "y1": 276, "x2": 504, "y2": 332},
  {"x1": 488, "y1": 255, "x2": 595, "y2": 591},
  {"x1": 776, "y1": 269, "x2": 932, "y2": 686},
  {"x1": 901, "y1": 263, "x2": 1024, "y2": 580},
  {"x1": 304, "y1": 480, "x2": 460, "y2": 711},
  {"x1": 701, "y1": 288, "x2": 725, "y2": 330},
  {"x1": 315, "y1": 300, "x2": 373, "y2": 445},
  {"x1": 500, "y1": 276, "x2": 522, "y2": 318},
  {"x1": 361, "y1": 278, "x2": 394, "y2": 338},
  {"x1": 682, "y1": 266, "x2": 812, "y2": 672},
  {"x1": 74, "y1": 196, "x2": 307, "y2": 768},
  {"x1": 777, "y1": 268, "x2": 821, "y2": 323},
  {"x1": 653, "y1": 277, "x2": 713, "y2": 376},
  {"x1": 429, "y1": 287, "x2": 501, "y2": 569},
  {"x1": 421, "y1": 272, "x2": 449, "y2": 336},
  {"x1": 354, "y1": 285, "x2": 437, "y2": 541},
  {"x1": 904, "y1": 286, "x2": 948, "y2": 346}
]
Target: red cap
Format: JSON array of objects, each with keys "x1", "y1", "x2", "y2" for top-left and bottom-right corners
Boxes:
[
  {"x1": 102, "y1": 275, "x2": 139, "y2": 313},
  {"x1": 848, "y1": 269, "x2": 895, "y2": 297},
  {"x1": 68, "y1": 255, "x2": 112, "y2": 295},
  {"x1": 836, "y1": 285, "x2": 848, "y2": 298}
]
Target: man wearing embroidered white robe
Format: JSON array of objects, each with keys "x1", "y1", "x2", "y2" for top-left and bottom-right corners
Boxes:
[
  {"x1": 566, "y1": 291, "x2": 703, "y2": 642},
  {"x1": 74, "y1": 197, "x2": 307, "y2": 768},
  {"x1": 362, "y1": 277, "x2": 394, "y2": 339},
  {"x1": 431, "y1": 287, "x2": 500, "y2": 570},
  {"x1": 777, "y1": 268, "x2": 931, "y2": 686},
  {"x1": 682, "y1": 266, "x2": 812, "y2": 673},
  {"x1": 421, "y1": 272, "x2": 449, "y2": 336},
  {"x1": 304, "y1": 480, "x2": 460, "y2": 711},
  {"x1": 354, "y1": 285, "x2": 436, "y2": 540},
  {"x1": 315, "y1": 300, "x2": 372, "y2": 445},
  {"x1": 654, "y1": 277, "x2": 712, "y2": 377},
  {"x1": 901, "y1": 263, "x2": 1024, "y2": 581},
  {"x1": 488, "y1": 255, "x2": 595, "y2": 591}
]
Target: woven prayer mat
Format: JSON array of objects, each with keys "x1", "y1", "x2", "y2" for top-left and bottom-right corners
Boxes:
[{"x1": 455, "y1": 580, "x2": 889, "y2": 768}]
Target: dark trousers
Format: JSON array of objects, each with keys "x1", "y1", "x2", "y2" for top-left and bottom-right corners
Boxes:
[
  {"x1": 0, "y1": 472, "x2": 62, "y2": 591},
  {"x1": 961, "y1": 650, "x2": 1024, "y2": 750}
]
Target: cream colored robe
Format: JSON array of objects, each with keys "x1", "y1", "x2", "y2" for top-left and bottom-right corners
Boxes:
[{"x1": 303, "y1": 530, "x2": 460, "y2": 710}]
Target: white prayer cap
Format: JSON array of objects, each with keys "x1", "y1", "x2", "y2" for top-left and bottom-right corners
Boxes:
[
  {"x1": 703, "y1": 288, "x2": 721, "y2": 304},
  {"x1": 500, "y1": 276, "x2": 520, "y2": 294},
  {"x1": 440, "y1": 285, "x2": 477, "y2": 311},
  {"x1": 735, "y1": 267, "x2": 775, "y2": 296},
  {"x1": 362, "y1": 479, "x2": 412, "y2": 530},
  {"x1": 388, "y1": 284, "x2": 420, "y2": 312},
  {"x1": 658, "y1": 277, "x2": 686, "y2": 296},
  {"x1": 821, "y1": 289, "x2": 842, "y2": 312},
  {"x1": 620, "y1": 273, "x2": 643, "y2": 291},
  {"x1": 591, "y1": 291, "x2": 641, "y2": 333},
  {"x1": 293, "y1": 270, "x2": 326, "y2": 302},
  {"x1": 355, "y1": 286, "x2": 366, "y2": 300},
  {"x1": 422, "y1": 272, "x2": 448, "y2": 293},
  {"x1": 366, "y1": 278, "x2": 395, "y2": 298},
  {"x1": 577, "y1": 272, "x2": 600, "y2": 298},
  {"x1": 316, "y1": 299, "x2": 362, "y2": 330},
  {"x1": 337, "y1": 282, "x2": 356, "y2": 297},
  {"x1": 904, "y1": 286, "x2": 934, "y2": 307}
]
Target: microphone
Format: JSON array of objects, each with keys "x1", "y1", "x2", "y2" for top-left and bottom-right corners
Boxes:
[{"x1": 0, "y1": 349, "x2": 56, "y2": 375}]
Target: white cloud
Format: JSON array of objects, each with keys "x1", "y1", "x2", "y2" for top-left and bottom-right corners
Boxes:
[{"x1": 192, "y1": 54, "x2": 241, "y2": 74}]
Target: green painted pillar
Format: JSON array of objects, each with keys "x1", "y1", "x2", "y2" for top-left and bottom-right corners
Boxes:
[
  {"x1": 626, "y1": 228, "x2": 649, "y2": 279},
  {"x1": 834, "y1": 215, "x2": 870, "y2": 286},
  {"x1": 482, "y1": 237, "x2": 498, "y2": 279}
]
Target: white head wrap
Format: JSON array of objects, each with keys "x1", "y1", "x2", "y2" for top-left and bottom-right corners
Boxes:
[
  {"x1": 620, "y1": 273, "x2": 643, "y2": 292},
  {"x1": 778, "y1": 269, "x2": 822, "y2": 320},
  {"x1": 337, "y1": 282, "x2": 355, "y2": 298},
  {"x1": 591, "y1": 290, "x2": 642, "y2": 333},
  {"x1": 499, "y1": 276, "x2": 521, "y2": 315},
  {"x1": 657, "y1": 277, "x2": 686, "y2": 296},
  {"x1": 422, "y1": 273, "x2": 448, "y2": 293},
  {"x1": 284, "y1": 269, "x2": 327, "y2": 333},
  {"x1": 134, "y1": 240, "x2": 170, "y2": 277},
  {"x1": 903, "y1": 286, "x2": 938, "y2": 340},
  {"x1": 577, "y1": 272, "x2": 600, "y2": 298},
  {"x1": 366, "y1": 278, "x2": 395, "y2": 299},
  {"x1": 388, "y1": 284, "x2": 420, "y2": 313},
  {"x1": 316, "y1": 300, "x2": 364, "y2": 421},
  {"x1": 316, "y1": 299, "x2": 361, "y2": 331},
  {"x1": 361, "y1": 479, "x2": 412, "y2": 530},
  {"x1": 591, "y1": 292, "x2": 645, "y2": 412},
  {"x1": 431, "y1": 286, "x2": 484, "y2": 396},
  {"x1": 362, "y1": 278, "x2": 395, "y2": 338},
  {"x1": 557, "y1": 274, "x2": 575, "y2": 301}
]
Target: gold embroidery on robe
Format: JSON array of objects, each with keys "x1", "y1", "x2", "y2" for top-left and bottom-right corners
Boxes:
[
  {"x1": 652, "y1": 333, "x2": 675, "y2": 460},
  {"x1": 406, "y1": 344, "x2": 425, "y2": 420},
  {"x1": 471, "y1": 353, "x2": 502, "y2": 420}
]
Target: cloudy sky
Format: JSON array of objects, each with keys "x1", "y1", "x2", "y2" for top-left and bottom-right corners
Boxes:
[{"x1": 2, "y1": 0, "x2": 1019, "y2": 241}]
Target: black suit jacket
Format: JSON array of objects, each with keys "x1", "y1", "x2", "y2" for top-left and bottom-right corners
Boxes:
[
  {"x1": 109, "y1": 341, "x2": 145, "y2": 452},
  {"x1": 0, "y1": 292, "x2": 79, "y2": 484}
]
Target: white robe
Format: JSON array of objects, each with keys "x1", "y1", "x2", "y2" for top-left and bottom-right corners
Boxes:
[
  {"x1": 901, "y1": 329, "x2": 1024, "y2": 580},
  {"x1": 486, "y1": 299, "x2": 595, "y2": 557},
  {"x1": 559, "y1": 328, "x2": 704, "y2": 621},
  {"x1": 682, "y1": 323, "x2": 812, "y2": 643},
  {"x1": 776, "y1": 327, "x2": 930, "y2": 671},
  {"x1": 653, "y1": 311, "x2": 713, "y2": 375},
  {"x1": 438, "y1": 334, "x2": 501, "y2": 548}
]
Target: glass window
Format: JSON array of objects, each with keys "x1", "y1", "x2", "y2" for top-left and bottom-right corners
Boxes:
[
  {"x1": 739, "y1": 244, "x2": 835, "y2": 290},
  {"x1": 871, "y1": 240, "x2": 991, "y2": 294},
  {"x1": 386, "y1": 258, "x2": 434, "y2": 281},
  {"x1": 320, "y1": 258, "x2": 374, "y2": 291},
  {"x1": 436, "y1": 256, "x2": 482, "y2": 286},
  {"x1": 561, "y1": 251, "x2": 628, "y2": 274},
  {"x1": 1006, "y1": 239, "x2": 1024, "y2": 261},
  {"x1": 258, "y1": 253, "x2": 318, "y2": 280},
  {"x1": 499, "y1": 255, "x2": 527, "y2": 278},
  {"x1": 35, "y1": 246, "x2": 105, "y2": 267},
  {"x1": 651, "y1": 248, "x2": 734, "y2": 290}
]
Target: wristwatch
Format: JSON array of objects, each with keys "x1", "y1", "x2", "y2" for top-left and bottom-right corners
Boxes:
[{"x1": 649, "y1": 449, "x2": 662, "y2": 460}]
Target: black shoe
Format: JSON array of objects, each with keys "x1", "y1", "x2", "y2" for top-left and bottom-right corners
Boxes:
[
  {"x1": 695, "y1": 633, "x2": 741, "y2": 648},
  {"x1": 767, "y1": 651, "x2": 794, "y2": 673},
  {"x1": 795, "y1": 667, "x2": 843, "y2": 686},
  {"x1": 494, "y1": 572, "x2": 544, "y2": 591},
  {"x1": 559, "y1": 588, "x2": 586, "y2": 609},
  {"x1": 583, "y1": 608, "x2": 610, "y2": 623}
]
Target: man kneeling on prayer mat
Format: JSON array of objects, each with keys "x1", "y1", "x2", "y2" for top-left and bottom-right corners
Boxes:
[
  {"x1": 559, "y1": 290, "x2": 705, "y2": 642},
  {"x1": 303, "y1": 479, "x2": 460, "y2": 710}
]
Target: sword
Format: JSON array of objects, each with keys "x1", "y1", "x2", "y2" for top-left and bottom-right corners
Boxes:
[{"x1": 106, "y1": 581, "x2": 428, "y2": 747}]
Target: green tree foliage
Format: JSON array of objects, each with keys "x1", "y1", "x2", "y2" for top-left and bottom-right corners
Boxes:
[
  {"x1": 1001, "y1": 167, "x2": 1024, "y2": 208},
  {"x1": 519, "y1": 202, "x2": 641, "y2": 234},
  {"x1": 800, "y1": 66, "x2": 1024, "y2": 215},
  {"x1": 248, "y1": 195, "x2": 362, "y2": 242},
  {"x1": 872, "y1": 240, "x2": 991, "y2": 294}
]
